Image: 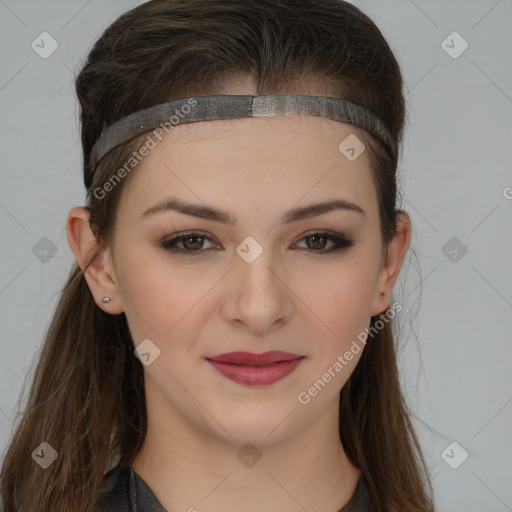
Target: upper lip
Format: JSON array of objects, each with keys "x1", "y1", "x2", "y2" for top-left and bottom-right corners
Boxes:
[{"x1": 207, "y1": 351, "x2": 303, "y2": 365}]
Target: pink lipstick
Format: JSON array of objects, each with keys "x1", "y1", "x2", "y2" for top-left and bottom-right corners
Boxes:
[{"x1": 206, "y1": 350, "x2": 304, "y2": 386}]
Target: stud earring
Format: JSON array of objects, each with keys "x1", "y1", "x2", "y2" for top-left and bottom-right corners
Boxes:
[{"x1": 101, "y1": 296, "x2": 111, "y2": 303}]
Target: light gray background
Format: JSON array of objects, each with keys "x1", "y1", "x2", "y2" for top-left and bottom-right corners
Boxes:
[{"x1": 0, "y1": 1, "x2": 511, "y2": 510}]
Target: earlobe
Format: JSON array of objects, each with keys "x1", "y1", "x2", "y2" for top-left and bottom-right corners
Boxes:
[
  {"x1": 66, "y1": 206, "x2": 123, "y2": 314},
  {"x1": 370, "y1": 212, "x2": 411, "y2": 316}
]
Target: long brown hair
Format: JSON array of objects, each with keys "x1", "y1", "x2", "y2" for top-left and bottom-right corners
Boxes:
[{"x1": 0, "y1": 1, "x2": 434, "y2": 510}]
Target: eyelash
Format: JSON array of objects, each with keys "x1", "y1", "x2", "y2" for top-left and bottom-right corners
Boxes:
[{"x1": 160, "y1": 230, "x2": 354, "y2": 257}]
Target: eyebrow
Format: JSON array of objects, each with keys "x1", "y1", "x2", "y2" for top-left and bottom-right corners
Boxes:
[{"x1": 141, "y1": 196, "x2": 365, "y2": 224}]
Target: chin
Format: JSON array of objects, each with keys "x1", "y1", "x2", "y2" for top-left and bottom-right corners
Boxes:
[{"x1": 202, "y1": 403, "x2": 306, "y2": 446}]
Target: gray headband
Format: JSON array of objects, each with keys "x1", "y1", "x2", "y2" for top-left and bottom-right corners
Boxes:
[{"x1": 87, "y1": 94, "x2": 395, "y2": 189}]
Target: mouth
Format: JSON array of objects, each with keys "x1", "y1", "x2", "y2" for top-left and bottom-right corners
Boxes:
[{"x1": 205, "y1": 351, "x2": 305, "y2": 386}]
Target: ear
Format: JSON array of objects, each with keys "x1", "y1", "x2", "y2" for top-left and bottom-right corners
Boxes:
[
  {"x1": 370, "y1": 212, "x2": 411, "y2": 316},
  {"x1": 66, "y1": 206, "x2": 124, "y2": 314}
]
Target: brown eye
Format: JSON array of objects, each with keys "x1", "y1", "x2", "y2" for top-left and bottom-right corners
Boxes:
[
  {"x1": 161, "y1": 231, "x2": 219, "y2": 256},
  {"x1": 305, "y1": 234, "x2": 329, "y2": 251},
  {"x1": 182, "y1": 235, "x2": 206, "y2": 250},
  {"x1": 294, "y1": 231, "x2": 354, "y2": 254},
  {"x1": 161, "y1": 230, "x2": 354, "y2": 257}
]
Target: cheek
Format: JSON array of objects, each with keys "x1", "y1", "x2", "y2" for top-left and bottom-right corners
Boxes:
[
  {"x1": 301, "y1": 260, "x2": 377, "y2": 343},
  {"x1": 114, "y1": 244, "x2": 217, "y2": 348},
  {"x1": 295, "y1": 267, "x2": 374, "y2": 400},
  {"x1": 113, "y1": 242, "x2": 175, "y2": 343}
]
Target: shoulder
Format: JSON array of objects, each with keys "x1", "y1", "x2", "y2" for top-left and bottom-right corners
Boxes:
[{"x1": 94, "y1": 463, "x2": 133, "y2": 512}]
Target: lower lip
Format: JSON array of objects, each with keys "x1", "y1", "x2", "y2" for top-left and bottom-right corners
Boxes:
[{"x1": 207, "y1": 358, "x2": 304, "y2": 386}]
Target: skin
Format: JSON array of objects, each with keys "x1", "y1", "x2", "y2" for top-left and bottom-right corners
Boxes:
[{"x1": 67, "y1": 79, "x2": 411, "y2": 512}]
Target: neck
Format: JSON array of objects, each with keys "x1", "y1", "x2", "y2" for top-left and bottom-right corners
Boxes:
[{"x1": 131, "y1": 380, "x2": 360, "y2": 512}]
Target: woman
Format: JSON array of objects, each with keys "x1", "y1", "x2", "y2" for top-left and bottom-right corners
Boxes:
[{"x1": 0, "y1": 1, "x2": 435, "y2": 511}]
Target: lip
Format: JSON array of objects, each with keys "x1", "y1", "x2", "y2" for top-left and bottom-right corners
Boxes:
[
  {"x1": 206, "y1": 351, "x2": 304, "y2": 386},
  {"x1": 208, "y1": 351, "x2": 303, "y2": 365}
]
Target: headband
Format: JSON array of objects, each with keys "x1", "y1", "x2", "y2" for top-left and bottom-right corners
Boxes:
[{"x1": 86, "y1": 94, "x2": 395, "y2": 189}]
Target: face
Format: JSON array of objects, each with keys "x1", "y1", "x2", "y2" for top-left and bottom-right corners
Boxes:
[{"x1": 93, "y1": 112, "x2": 400, "y2": 445}]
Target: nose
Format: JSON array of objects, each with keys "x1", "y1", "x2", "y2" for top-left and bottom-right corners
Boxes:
[{"x1": 220, "y1": 242, "x2": 295, "y2": 335}]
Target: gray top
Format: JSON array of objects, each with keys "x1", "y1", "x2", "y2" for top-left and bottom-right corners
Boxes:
[{"x1": 96, "y1": 464, "x2": 377, "y2": 511}]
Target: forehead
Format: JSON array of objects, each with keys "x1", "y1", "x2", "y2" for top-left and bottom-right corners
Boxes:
[
  {"x1": 152, "y1": 113, "x2": 360, "y2": 144},
  {"x1": 117, "y1": 115, "x2": 378, "y2": 223}
]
